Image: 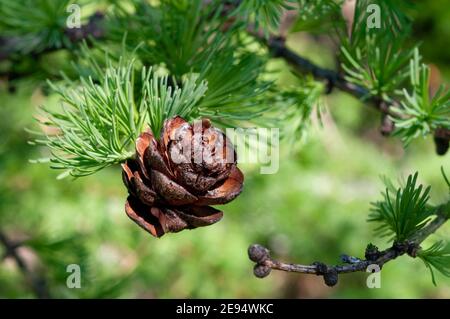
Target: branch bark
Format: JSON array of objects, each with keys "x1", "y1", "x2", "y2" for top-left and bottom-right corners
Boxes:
[{"x1": 248, "y1": 205, "x2": 449, "y2": 286}]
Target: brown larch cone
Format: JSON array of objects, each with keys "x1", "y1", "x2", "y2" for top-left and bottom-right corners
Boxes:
[{"x1": 121, "y1": 116, "x2": 244, "y2": 237}]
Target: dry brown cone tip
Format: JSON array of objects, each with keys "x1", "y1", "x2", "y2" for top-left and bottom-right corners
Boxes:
[{"x1": 122, "y1": 116, "x2": 244, "y2": 237}]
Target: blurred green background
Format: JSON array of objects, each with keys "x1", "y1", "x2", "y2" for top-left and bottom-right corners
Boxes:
[{"x1": 0, "y1": 1, "x2": 449, "y2": 298}]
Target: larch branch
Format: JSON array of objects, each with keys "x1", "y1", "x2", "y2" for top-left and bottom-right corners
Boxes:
[{"x1": 248, "y1": 205, "x2": 449, "y2": 286}]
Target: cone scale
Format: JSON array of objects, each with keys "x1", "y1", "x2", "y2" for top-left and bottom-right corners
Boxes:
[{"x1": 121, "y1": 116, "x2": 244, "y2": 237}]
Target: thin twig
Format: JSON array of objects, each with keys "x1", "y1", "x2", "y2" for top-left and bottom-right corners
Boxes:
[
  {"x1": 267, "y1": 37, "x2": 369, "y2": 101},
  {"x1": 260, "y1": 36, "x2": 450, "y2": 153},
  {"x1": 0, "y1": 231, "x2": 50, "y2": 298},
  {"x1": 0, "y1": 12, "x2": 104, "y2": 63},
  {"x1": 248, "y1": 206, "x2": 449, "y2": 286}
]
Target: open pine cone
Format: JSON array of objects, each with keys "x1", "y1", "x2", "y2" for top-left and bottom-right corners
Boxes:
[{"x1": 122, "y1": 116, "x2": 244, "y2": 237}]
